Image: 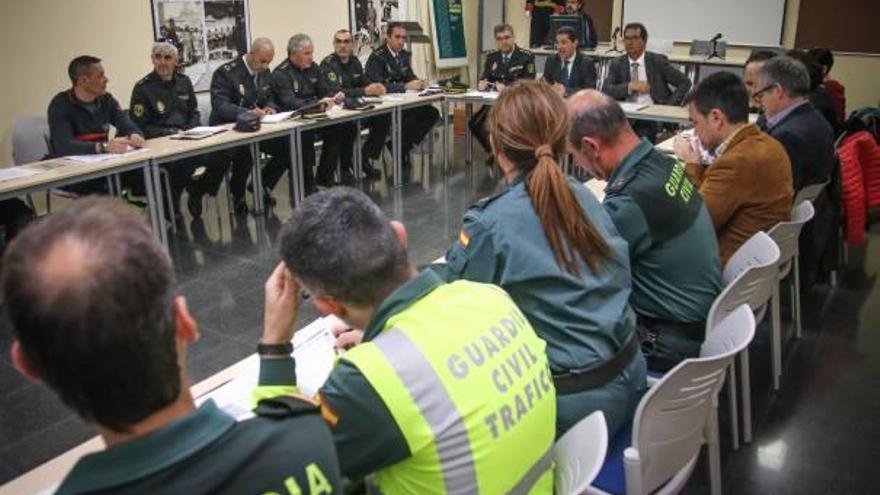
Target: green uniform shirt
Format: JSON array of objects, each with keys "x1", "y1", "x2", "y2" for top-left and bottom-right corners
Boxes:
[
  {"x1": 603, "y1": 139, "x2": 721, "y2": 324},
  {"x1": 437, "y1": 175, "x2": 637, "y2": 372},
  {"x1": 56, "y1": 399, "x2": 341, "y2": 495}
]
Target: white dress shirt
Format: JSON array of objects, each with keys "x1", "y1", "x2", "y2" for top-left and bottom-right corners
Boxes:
[{"x1": 628, "y1": 52, "x2": 653, "y2": 106}]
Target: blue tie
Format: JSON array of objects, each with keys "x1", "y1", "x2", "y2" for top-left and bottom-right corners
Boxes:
[{"x1": 560, "y1": 60, "x2": 570, "y2": 87}]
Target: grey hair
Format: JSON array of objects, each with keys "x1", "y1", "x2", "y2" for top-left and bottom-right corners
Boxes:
[
  {"x1": 151, "y1": 41, "x2": 178, "y2": 57},
  {"x1": 757, "y1": 55, "x2": 811, "y2": 98},
  {"x1": 568, "y1": 90, "x2": 629, "y2": 146},
  {"x1": 288, "y1": 33, "x2": 313, "y2": 54},
  {"x1": 249, "y1": 37, "x2": 274, "y2": 54}
]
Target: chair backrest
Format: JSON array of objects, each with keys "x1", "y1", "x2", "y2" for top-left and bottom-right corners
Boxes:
[
  {"x1": 196, "y1": 92, "x2": 211, "y2": 126},
  {"x1": 794, "y1": 179, "x2": 830, "y2": 204},
  {"x1": 625, "y1": 306, "x2": 755, "y2": 495},
  {"x1": 554, "y1": 411, "x2": 608, "y2": 495},
  {"x1": 710, "y1": 232, "x2": 780, "y2": 327},
  {"x1": 766, "y1": 201, "x2": 816, "y2": 278},
  {"x1": 12, "y1": 115, "x2": 50, "y2": 165},
  {"x1": 701, "y1": 304, "x2": 758, "y2": 358}
]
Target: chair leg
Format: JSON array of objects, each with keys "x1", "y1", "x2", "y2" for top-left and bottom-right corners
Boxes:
[
  {"x1": 707, "y1": 401, "x2": 723, "y2": 495},
  {"x1": 727, "y1": 361, "x2": 739, "y2": 451},
  {"x1": 794, "y1": 255, "x2": 803, "y2": 339},
  {"x1": 771, "y1": 284, "x2": 783, "y2": 391},
  {"x1": 740, "y1": 349, "x2": 753, "y2": 443}
]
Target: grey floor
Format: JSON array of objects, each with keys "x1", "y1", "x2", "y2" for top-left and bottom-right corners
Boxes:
[{"x1": 1, "y1": 138, "x2": 879, "y2": 494}]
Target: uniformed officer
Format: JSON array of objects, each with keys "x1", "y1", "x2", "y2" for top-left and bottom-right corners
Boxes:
[
  {"x1": 130, "y1": 41, "x2": 209, "y2": 219},
  {"x1": 469, "y1": 24, "x2": 535, "y2": 167},
  {"x1": 438, "y1": 82, "x2": 646, "y2": 439},
  {"x1": 364, "y1": 22, "x2": 440, "y2": 183},
  {"x1": 525, "y1": 0, "x2": 565, "y2": 48},
  {"x1": 321, "y1": 29, "x2": 388, "y2": 181},
  {"x1": 272, "y1": 33, "x2": 347, "y2": 192},
  {"x1": 568, "y1": 90, "x2": 722, "y2": 371},
  {"x1": 209, "y1": 37, "x2": 283, "y2": 214},
  {"x1": 3, "y1": 197, "x2": 342, "y2": 495},
  {"x1": 256, "y1": 187, "x2": 557, "y2": 493},
  {"x1": 47, "y1": 55, "x2": 145, "y2": 195}
]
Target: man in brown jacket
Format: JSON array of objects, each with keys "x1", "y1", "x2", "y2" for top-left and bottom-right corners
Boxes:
[{"x1": 674, "y1": 72, "x2": 793, "y2": 265}]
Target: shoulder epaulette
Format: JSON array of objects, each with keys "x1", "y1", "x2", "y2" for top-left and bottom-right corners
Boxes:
[
  {"x1": 223, "y1": 60, "x2": 237, "y2": 71},
  {"x1": 254, "y1": 393, "x2": 319, "y2": 419}
]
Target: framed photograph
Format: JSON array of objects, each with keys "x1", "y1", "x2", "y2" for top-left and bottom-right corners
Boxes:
[
  {"x1": 150, "y1": 0, "x2": 250, "y2": 92},
  {"x1": 349, "y1": 0, "x2": 408, "y2": 63}
]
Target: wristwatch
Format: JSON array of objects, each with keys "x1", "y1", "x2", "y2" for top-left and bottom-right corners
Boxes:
[
  {"x1": 257, "y1": 341, "x2": 293, "y2": 357},
  {"x1": 98, "y1": 142, "x2": 108, "y2": 153}
]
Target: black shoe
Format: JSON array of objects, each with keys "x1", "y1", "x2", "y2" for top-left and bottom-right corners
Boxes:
[
  {"x1": 262, "y1": 188, "x2": 276, "y2": 207},
  {"x1": 362, "y1": 166, "x2": 382, "y2": 180},
  {"x1": 232, "y1": 197, "x2": 248, "y2": 215},
  {"x1": 401, "y1": 154, "x2": 412, "y2": 185},
  {"x1": 316, "y1": 175, "x2": 334, "y2": 189},
  {"x1": 341, "y1": 169, "x2": 356, "y2": 184},
  {"x1": 187, "y1": 186, "x2": 203, "y2": 218}
]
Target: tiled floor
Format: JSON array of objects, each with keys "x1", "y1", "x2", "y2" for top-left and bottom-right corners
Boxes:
[{"x1": 1, "y1": 141, "x2": 879, "y2": 494}]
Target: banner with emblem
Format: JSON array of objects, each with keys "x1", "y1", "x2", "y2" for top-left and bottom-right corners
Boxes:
[
  {"x1": 150, "y1": 0, "x2": 251, "y2": 92},
  {"x1": 349, "y1": 0, "x2": 409, "y2": 64}
]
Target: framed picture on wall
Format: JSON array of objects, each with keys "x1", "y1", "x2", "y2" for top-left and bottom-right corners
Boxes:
[
  {"x1": 349, "y1": 0, "x2": 409, "y2": 62},
  {"x1": 150, "y1": 0, "x2": 250, "y2": 92}
]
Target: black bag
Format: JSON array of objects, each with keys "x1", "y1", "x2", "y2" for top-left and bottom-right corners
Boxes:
[
  {"x1": 234, "y1": 111, "x2": 261, "y2": 132},
  {"x1": 344, "y1": 97, "x2": 375, "y2": 111}
]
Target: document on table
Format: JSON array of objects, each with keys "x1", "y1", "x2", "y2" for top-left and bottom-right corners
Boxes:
[
  {"x1": 63, "y1": 147, "x2": 148, "y2": 163},
  {"x1": 619, "y1": 102, "x2": 649, "y2": 113},
  {"x1": 172, "y1": 126, "x2": 227, "y2": 140},
  {"x1": 0, "y1": 167, "x2": 39, "y2": 183},
  {"x1": 196, "y1": 357, "x2": 260, "y2": 421},
  {"x1": 292, "y1": 317, "x2": 337, "y2": 397},
  {"x1": 465, "y1": 91, "x2": 499, "y2": 99},
  {"x1": 381, "y1": 94, "x2": 405, "y2": 102},
  {"x1": 261, "y1": 111, "x2": 295, "y2": 123}
]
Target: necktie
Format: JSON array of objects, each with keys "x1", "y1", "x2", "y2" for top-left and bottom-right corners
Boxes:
[
  {"x1": 503, "y1": 54, "x2": 510, "y2": 66},
  {"x1": 629, "y1": 62, "x2": 640, "y2": 102},
  {"x1": 561, "y1": 60, "x2": 570, "y2": 87}
]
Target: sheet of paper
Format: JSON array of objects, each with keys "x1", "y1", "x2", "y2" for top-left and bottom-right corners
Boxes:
[
  {"x1": 465, "y1": 91, "x2": 499, "y2": 99},
  {"x1": 584, "y1": 179, "x2": 607, "y2": 202},
  {"x1": 292, "y1": 317, "x2": 337, "y2": 397},
  {"x1": 619, "y1": 102, "x2": 649, "y2": 113},
  {"x1": 182, "y1": 126, "x2": 226, "y2": 135},
  {"x1": 195, "y1": 359, "x2": 260, "y2": 422},
  {"x1": 64, "y1": 147, "x2": 148, "y2": 163},
  {"x1": 261, "y1": 111, "x2": 295, "y2": 124},
  {"x1": 0, "y1": 167, "x2": 39, "y2": 183},
  {"x1": 381, "y1": 95, "x2": 405, "y2": 102}
]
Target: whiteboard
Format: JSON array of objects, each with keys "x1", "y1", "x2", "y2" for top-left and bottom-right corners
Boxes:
[
  {"x1": 481, "y1": 0, "x2": 506, "y2": 52},
  {"x1": 622, "y1": 0, "x2": 785, "y2": 46}
]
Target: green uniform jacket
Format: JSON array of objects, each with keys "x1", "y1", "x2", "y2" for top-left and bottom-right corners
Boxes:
[
  {"x1": 602, "y1": 139, "x2": 721, "y2": 324},
  {"x1": 439, "y1": 175, "x2": 636, "y2": 372}
]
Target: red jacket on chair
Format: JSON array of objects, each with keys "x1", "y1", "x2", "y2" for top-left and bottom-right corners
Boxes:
[{"x1": 838, "y1": 131, "x2": 880, "y2": 244}]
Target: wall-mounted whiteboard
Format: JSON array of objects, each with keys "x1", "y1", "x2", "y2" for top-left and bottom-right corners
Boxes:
[{"x1": 622, "y1": 0, "x2": 786, "y2": 46}]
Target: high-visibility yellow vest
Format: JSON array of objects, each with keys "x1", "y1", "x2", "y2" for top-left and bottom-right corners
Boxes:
[{"x1": 343, "y1": 280, "x2": 556, "y2": 495}]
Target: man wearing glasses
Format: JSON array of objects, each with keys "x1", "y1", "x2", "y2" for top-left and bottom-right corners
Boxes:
[
  {"x1": 469, "y1": 24, "x2": 535, "y2": 168},
  {"x1": 364, "y1": 22, "x2": 439, "y2": 184},
  {"x1": 321, "y1": 29, "x2": 388, "y2": 181},
  {"x1": 130, "y1": 41, "x2": 209, "y2": 221},
  {"x1": 602, "y1": 22, "x2": 691, "y2": 140}
]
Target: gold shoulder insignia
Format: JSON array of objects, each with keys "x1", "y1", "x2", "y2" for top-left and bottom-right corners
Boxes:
[{"x1": 132, "y1": 103, "x2": 145, "y2": 117}]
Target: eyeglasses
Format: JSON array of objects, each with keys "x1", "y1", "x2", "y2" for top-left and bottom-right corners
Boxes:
[
  {"x1": 334, "y1": 38, "x2": 353, "y2": 44},
  {"x1": 752, "y1": 83, "x2": 778, "y2": 101},
  {"x1": 623, "y1": 35, "x2": 643, "y2": 42}
]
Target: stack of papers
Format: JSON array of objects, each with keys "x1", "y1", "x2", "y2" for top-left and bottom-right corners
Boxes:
[
  {"x1": 0, "y1": 167, "x2": 39, "y2": 183},
  {"x1": 261, "y1": 111, "x2": 295, "y2": 124},
  {"x1": 173, "y1": 126, "x2": 226, "y2": 140},
  {"x1": 619, "y1": 102, "x2": 649, "y2": 113},
  {"x1": 465, "y1": 91, "x2": 499, "y2": 100},
  {"x1": 381, "y1": 95, "x2": 405, "y2": 102},
  {"x1": 292, "y1": 318, "x2": 337, "y2": 397},
  {"x1": 64, "y1": 147, "x2": 148, "y2": 163}
]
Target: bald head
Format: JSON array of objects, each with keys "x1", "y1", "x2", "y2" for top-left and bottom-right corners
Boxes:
[
  {"x1": 247, "y1": 37, "x2": 275, "y2": 72},
  {"x1": 567, "y1": 89, "x2": 631, "y2": 146},
  {"x1": 250, "y1": 37, "x2": 274, "y2": 54}
]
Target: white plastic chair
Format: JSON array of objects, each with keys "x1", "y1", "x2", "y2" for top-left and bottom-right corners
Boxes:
[
  {"x1": 555, "y1": 411, "x2": 609, "y2": 495},
  {"x1": 713, "y1": 232, "x2": 781, "y2": 446},
  {"x1": 589, "y1": 306, "x2": 756, "y2": 495},
  {"x1": 794, "y1": 179, "x2": 829, "y2": 205},
  {"x1": 767, "y1": 200, "x2": 815, "y2": 344}
]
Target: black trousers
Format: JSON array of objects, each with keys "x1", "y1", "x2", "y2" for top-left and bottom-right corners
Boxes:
[
  {"x1": 320, "y1": 122, "x2": 358, "y2": 180},
  {"x1": 363, "y1": 106, "x2": 440, "y2": 161},
  {"x1": 209, "y1": 136, "x2": 289, "y2": 199},
  {"x1": 468, "y1": 106, "x2": 492, "y2": 155},
  {"x1": 529, "y1": 7, "x2": 554, "y2": 47}
]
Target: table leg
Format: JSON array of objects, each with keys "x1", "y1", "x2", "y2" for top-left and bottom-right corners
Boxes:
[
  {"x1": 392, "y1": 106, "x2": 402, "y2": 188},
  {"x1": 293, "y1": 129, "x2": 306, "y2": 206},
  {"x1": 465, "y1": 102, "x2": 473, "y2": 166},
  {"x1": 443, "y1": 98, "x2": 450, "y2": 175},
  {"x1": 250, "y1": 142, "x2": 264, "y2": 214},
  {"x1": 355, "y1": 120, "x2": 363, "y2": 180},
  {"x1": 686, "y1": 63, "x2": 697, "y2": 84},
  {"x1": 145, "y1": 161, "x2": 168, "y2": 249}
]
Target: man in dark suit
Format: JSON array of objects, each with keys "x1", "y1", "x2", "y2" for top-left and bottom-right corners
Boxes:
[
  {"x1": 542, "y1": 26, "x2": 596, "y2": 97},
  {"x1": 208, "y1": 37, "x2": 282, "y2": 214},
  {"x1": 470, "y1": 24, "x2": 535, "y2": 166},
  {"x1": 755, "y1": 55, "x2": 836, "y2": 292},
  {"x1": 602, "y1": 23, "x2": 691, "y2": 140}
]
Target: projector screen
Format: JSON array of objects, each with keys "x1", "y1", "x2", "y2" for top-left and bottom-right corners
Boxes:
[{"x1": 622, "y1": 0, "x2": 785, "y2": 46}]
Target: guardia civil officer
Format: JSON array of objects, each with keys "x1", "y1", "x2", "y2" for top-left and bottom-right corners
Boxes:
[
  {"x1": 470, "y1": 24, "x2": 536, "y2": 167},
  {"x1": 209, "y1": 37, "x2": 283, "y2": 214},
  {"x1": 3, "y1": 197, "x2": 342, "y2": 495},
  {"x1": 130, "y1": 41, "x2": 210, "y2": 219},
  {"x1": 321, "y1": 29, "x2": 388, "y2": 181},
  {"x1": 47, "y1": 55, "x2": 145, "y2": 195},
  {"x1": 256, "y1": 187, "x2": 556, "y2": 493},
  {"x1": 364, "y1": 22, "x2": 440, "y2": 184},
  {"x1": 272, "y1": 34, "x2": 347, "y2": 192},
  {"x1": 568, "y1": 90, "x2": 721, "y2": 371},
  {"x1": 438, "y1": 81, "x2": 647, "y2": 439}
]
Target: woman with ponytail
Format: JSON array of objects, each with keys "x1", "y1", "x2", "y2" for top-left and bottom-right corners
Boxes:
[{"x1": 440, "y1": 80, "x2": 646, "y2": 438}]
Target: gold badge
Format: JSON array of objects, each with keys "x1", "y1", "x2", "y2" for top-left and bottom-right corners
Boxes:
[
  {"x1": 156, "y1": 100, "x2": 166, "y2": 114},
  {"x1": 238, "y1": 84, "x2": 245, "y2": 96},
  {"x1": 328, "y1": 72, "x2": 338, "y2": 82},
  {"x1": 528, "y1": 63, "x2": 535, "y2": 73},
  {"x1": 492, "y1": 62, "x2": 498, "y2": 71},
  {"x1": 132, "y1": 104, "x2": 145, "y2": 117}
]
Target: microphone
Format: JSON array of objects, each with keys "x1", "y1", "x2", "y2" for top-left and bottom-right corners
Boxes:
[
  {"x1": 612, "y1": 26, "x2": 621, "y2": 39},
  {"x1": 710, "y1": 33, "x2": 722, "y2": 43}
]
